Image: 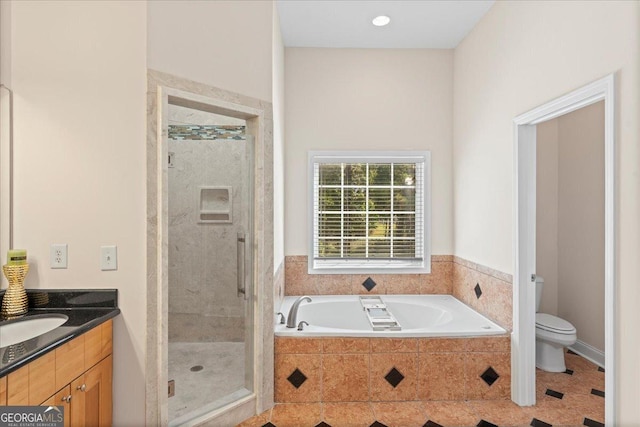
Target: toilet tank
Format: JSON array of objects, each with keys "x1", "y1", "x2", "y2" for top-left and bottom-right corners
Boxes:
[{"x1": 535, "y1": 276, "x2": 544, "y2": 312}]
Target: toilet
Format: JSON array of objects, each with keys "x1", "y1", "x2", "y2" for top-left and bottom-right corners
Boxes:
[{"x1": 535, "y1": 276, "x2": 577, "y2": 372}]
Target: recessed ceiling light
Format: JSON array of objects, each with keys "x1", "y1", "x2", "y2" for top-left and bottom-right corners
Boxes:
[{"x1": 372, "y1": 15, "x2": 390, "y2": 27}]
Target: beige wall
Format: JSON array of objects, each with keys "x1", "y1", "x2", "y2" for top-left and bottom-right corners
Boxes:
[
  {"x1": 3, "y1": 2, "x2": 147, "y2": 425},
  {"x1": 453, "y1": 1, "x2": 639, "y2": 422},
  {"x1": 536, "y1": 118, "x2": 559, "y2": 315},
  {"x1": 284, "y1": 48, "x2": 454, "y2": 257},
  {"x1": 537, "y1": 102, "x2": 605, "y2": 351},
  {"x1": 557, "y1": 102, "x2": 605, "y2": 351},
  {"x1": 272, "y1": 4, "x2": 285, "y2": 272},
  {"x1": 147, "y1": 0, "x2": 273, "y2": 103}
]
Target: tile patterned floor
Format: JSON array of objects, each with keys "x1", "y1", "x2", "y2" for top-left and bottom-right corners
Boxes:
[{"x1": 237, "y1": 350, "x2": 604, "y2": 427}]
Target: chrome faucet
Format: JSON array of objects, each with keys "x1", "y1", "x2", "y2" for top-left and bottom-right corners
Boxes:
[{"x1": 286, "y1": 296, "x2": 312, "y2": 328}]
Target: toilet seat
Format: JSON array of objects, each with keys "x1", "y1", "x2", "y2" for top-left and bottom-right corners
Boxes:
[{"x1": 536, "y1": 313, "x2": 576, "y2": 335}]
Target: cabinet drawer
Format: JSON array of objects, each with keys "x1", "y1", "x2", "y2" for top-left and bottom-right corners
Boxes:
[
  {"x1": 55, "y1": 335, "x2": 85, "y2": 391},
  {"x1": 29, "y1": 351, "x2": 56, "y2": 404}
]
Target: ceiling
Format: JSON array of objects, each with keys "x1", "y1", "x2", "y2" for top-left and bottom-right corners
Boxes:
[{"x1": 276, "y1": 0, "x2": 495, "y2": 49}]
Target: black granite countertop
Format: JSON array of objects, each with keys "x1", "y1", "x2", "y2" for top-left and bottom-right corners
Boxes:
[{"x1": 0, "y1": 289, "x2": 120, "y2": 377}]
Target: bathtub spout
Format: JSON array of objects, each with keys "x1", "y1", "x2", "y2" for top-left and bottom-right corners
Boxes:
[{"x1": 286, "y1": 296, "x2": 312, "y2": 328}]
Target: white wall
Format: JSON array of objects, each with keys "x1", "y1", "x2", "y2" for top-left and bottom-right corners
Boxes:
[
  {"x1": 272, "y1": 3, "x2": 285, "y2": 270},
  {"x1": 284, "y1": 48, "x2": 454, "y2": 256},
  {"x1": 453, "y1": 1, "x2": 639, "y2": 422},
  {"x1": 147, "y1": 0, "x2": 273, "y2": 103},
  {"x1": 3, "y1": 2, "x2": 147, "y2": 425}
]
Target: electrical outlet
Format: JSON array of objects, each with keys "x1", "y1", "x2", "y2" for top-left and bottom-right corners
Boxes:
[
  {"x1": 101, "y1": 246, "x2": 117, "y2": 271},
  {"x1": 50, "y1": 244, "x2": 68, "y2": 269}
]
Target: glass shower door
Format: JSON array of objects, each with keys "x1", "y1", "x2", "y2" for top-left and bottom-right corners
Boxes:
[{"x1": 167, "y1": 107, "x2": 254, "y2": 425}]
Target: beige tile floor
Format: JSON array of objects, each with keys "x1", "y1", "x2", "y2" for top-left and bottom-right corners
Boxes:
[{"x1": 238, "y1": 350, "x2": 604, "y2": 427}]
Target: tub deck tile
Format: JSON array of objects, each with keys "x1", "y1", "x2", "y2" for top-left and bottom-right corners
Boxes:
[
  {"x1": 323, "y1": 338, "x2": 371, "y2": 354},
  {"x1": 371, "y1": 338, "x2": 418, "y2": 353},
  {"x1": 418, "y1": 352, "x2": 465, "y2": 401},
  {"x1": 322, "y1": 354, "x2": 370, "y2": 402},
  {"x1": 276, "y1": 337, "x2": 323, "y2": 354},
  {"x1": 370, "y1": 353, "x2": 418, "y2": 402}
]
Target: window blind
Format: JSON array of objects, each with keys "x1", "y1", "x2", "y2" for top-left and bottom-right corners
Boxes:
[{"x1": 312, "y1": 157, "x2": 425, "y2": 267}]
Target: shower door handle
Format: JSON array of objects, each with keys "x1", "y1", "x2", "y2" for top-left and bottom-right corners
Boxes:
[{"x1": 237, "y1": 232, "x2": 247, "y2": 299}]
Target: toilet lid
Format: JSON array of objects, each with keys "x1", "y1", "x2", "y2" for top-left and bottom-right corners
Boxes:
[{"x1": 536, "y1": 313, "x2": 576, "y2": 334}]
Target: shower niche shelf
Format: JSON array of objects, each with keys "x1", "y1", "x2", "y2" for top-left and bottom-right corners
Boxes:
[{"x1": 198, "y1": 186, "x2": 232, "y2": 223}]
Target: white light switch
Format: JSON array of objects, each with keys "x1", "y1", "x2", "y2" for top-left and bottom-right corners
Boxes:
[{"x1": 101, "y1": 246, "x2": 117, "y2": 271}]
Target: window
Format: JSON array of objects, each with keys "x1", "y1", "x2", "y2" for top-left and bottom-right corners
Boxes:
[{"x1": 309, "y1": 151, "x2": 430, "y2": 274}]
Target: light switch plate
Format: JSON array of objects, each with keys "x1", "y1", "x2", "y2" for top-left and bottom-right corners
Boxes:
[{"x1": 101, "y1": 246, "x2": 117, "y2": 271}]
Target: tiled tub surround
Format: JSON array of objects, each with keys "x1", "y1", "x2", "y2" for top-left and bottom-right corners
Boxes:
[
  {"x1": 284, "y1": 256, "x2": 453, "y2": 296},
  {"x1": 452, "y1": 256, "x2": 513, "y2": 331},
  {"x1": 243, "y1": 349, "x2": 604, "y2": 427},
  {"x1": 274, "y1": 336, "x2": 511, "y2": 404},
  {"x1": 284, "y1": 255, "x2": 513, "y2": 331}
]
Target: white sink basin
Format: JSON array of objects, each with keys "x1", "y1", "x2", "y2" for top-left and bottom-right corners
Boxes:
[{"x1": 0, "y1": 314, "x2": 69, "y2": 348}]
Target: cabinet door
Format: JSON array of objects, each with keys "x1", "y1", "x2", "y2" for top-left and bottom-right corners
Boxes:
[
  {"x1": 42, "y1": 386, "x2": 71, "y2": 427},
  {"x1": 0, "y1": 375, "x2": 6, "y2": 406},
  {"x1": 71, "y1": 355, "x2": 112, "y2": 427}
]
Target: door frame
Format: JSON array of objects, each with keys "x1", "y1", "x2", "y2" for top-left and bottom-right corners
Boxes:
[
  {"x1": 146, "y1": 70, "x2": 274, "y2": 426},
  {"x1": 512, "y1": 74, "x2": 616, "y2": 423}
]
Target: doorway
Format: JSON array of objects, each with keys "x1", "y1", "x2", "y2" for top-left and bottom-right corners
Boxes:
[
  {"x1": 512, "y1": 75, "x2": 615, "y2": 423},
  {"x1": 166, "y1": 105, "x2": 254, "y2": 424},
  {"x1": 146, "y1": 70, "x2": 274, "y2": 427}
]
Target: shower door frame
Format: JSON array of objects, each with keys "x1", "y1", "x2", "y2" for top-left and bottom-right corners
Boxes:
[{"x1": 146, "y1": 70, "x2": 274, "y2": 426}]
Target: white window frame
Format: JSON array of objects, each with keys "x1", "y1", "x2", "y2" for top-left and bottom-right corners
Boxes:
[{"x1": 308, "y1": 151, "x2": 431, "y2": 274}]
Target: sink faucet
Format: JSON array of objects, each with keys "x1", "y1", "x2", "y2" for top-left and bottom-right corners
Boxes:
[{"x1": 286, "y1": 296, "x2": 311, "y2": 328}]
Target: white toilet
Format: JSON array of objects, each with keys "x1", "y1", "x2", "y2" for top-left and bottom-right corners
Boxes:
[{"x1": 535, "y1": 276, "x2": 577, "y2": 372}]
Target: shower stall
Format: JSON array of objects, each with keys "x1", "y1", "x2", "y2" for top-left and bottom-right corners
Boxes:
[{"x1": 166, "y1": 104, "x2": 254, "y2": 424}]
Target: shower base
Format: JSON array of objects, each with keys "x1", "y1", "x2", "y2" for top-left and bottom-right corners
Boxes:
[{"x1": 168, "y1": 341, "x2": 245, "y2": 422}]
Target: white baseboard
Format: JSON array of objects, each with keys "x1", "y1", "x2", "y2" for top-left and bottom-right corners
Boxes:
[{"x1": 569, "y1": 340, "x2": 605, "y2": 368}]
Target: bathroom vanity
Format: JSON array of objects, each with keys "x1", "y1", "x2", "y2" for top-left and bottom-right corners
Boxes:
[{"x1": 0, "y1": 290, "x2": 120, "y2": 427}]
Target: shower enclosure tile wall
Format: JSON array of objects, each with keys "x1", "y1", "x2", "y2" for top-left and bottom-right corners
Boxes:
[{"x1": 168, "y1": 137, "x2": 248, "y2": 342}]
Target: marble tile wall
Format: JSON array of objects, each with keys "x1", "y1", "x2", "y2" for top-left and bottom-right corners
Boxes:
[
  {"x1": 284, "y1": 255, "x2": 453, "y2": 296},
  {"x1": 168, "y1": 136, "x2": 249, "y2": 342},
  {"x1": 274, "y1": 336, "x2": 511, "y2": 404},
  {"x1": 452, "y1": 256, "x2": 514, "y2": 331}
]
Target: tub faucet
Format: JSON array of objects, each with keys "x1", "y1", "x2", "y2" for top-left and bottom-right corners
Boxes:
[{"x1": 286, "y1": 296, "x2": 312, "y2": 328}]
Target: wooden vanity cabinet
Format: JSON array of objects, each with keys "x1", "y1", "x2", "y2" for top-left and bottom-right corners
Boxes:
[
  {"x1": 1, "y1": 319, "x2": 113, "y2": 426},
  {"x1": 42, "y1": 386, "x2": 71, "y2": 427},
  {"x1": 0, "y1": 375, "x2": 6, "y2": 405},
  {"x1": 70, "y1": 355, "x2": 112, "y2": 427}
]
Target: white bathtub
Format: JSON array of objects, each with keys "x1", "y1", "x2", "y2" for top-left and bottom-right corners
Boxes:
[{"x1": 275, "y1": 295, "x2": 507, "y2": 337}]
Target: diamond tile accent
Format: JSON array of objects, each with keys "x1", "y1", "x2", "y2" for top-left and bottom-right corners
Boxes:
[
  {"x1": 363, "y1": 277, "x2": 377, "y2": 292},
  {"x1": 474, "y1": 283, "x2": 482, "y2": 299},
  {"x1": 370, "y1": 422, "x2": 388, "y2": 427},
  {"x1": 423, "y1": 421, "x2": 444, "y2": 427},
  {"x1": 287, "y1": 368, "x2": 308, "y2": 389},
  {"x1": 583, "y1": 418, "x2": 605, "y2": 427},
  {"x1": 384, "y1": 367, "x2": 405, "y2": 388},
  {"x1": 565, "y1": 369, "x2": 574, "y2": 375},
  {"x1": 480, "y1": 366, "x2": 499, "y2": 386},
  {"x1": 598, "y1": 366, "x2": 605, "y2": 372},
  {"x1": 591, "y1": 388, "x2": 605, "y2": 398},
  {"x1": 545, "y1": 388, "x2": 564, "y2": 399},
  {"x1": 477, "y1": 421, "x2": 498, "y2": 427},
  {"x1": 530, "y1": 418, "x2": 552, "y2": 427},
  {"x1": 316, "y1": 423, "x2": 332, "y2": 427},
  {"x1": 262, "y1": 423, "x2": 276, "y2": 427}
]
